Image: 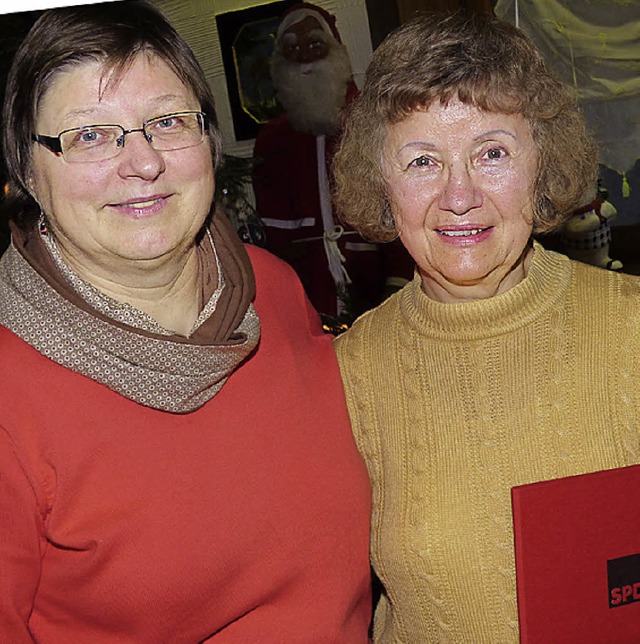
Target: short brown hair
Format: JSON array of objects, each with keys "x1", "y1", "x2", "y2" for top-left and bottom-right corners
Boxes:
[
  {"x1": 333, "y1": 11, "x2": 598, "y2": 241},
  {"x1": 2, "y1": 0, "x2": 222, "y2": 229}
]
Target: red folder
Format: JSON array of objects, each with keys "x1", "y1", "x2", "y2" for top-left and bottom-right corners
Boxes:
[{"x1": 512, "y1": 464, "x2": 640, "y2": 643}]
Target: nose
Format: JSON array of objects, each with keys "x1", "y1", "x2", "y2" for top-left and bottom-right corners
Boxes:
[
  {"x1": 117, "y1": 130, "x2": 165, "y2": 181},
  {"x1": 437, "y1": 164, "x2": 482, "y2": 215}
]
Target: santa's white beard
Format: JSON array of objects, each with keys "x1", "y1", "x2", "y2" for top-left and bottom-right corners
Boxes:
[{"x1": 271, "y1": 43, "x2": 353, "y2": 136}]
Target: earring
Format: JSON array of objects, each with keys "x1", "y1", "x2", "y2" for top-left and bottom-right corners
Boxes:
[{"x1": 38, "y1": 209, "x2": 48, "y2": 235}]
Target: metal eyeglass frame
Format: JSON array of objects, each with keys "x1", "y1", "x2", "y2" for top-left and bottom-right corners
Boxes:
[{"x1": 31, "y1": 110, "x2": 208, "y2": 160}]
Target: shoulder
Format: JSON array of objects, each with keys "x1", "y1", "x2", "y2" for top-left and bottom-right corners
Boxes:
[
  {"x1": 0, "y1": 326, "x2": 70, "y2": 419},
  {"x1": 246, "y1": 243, "x2": 301, "y2": 288},
  {"x1": 245, "y1": 244, "x2": 325, "y2": 336},
  {"x1": 535, "y1": 244, "x2": 640, "y2": 312},
  {"x1": 0, "y1": 326, "x2": 47, "y2": 375},
  {"x1": 588, "y1": 263, "x2": 640, "y2": 329},
  {"x1": 617, "y1": 270, "x2": 640, "y2": 302},
  {"x1": 544, "y1": 256, "x2": 640, "y2": 357},
  {"x1": 570, "y1": 257, "x2": 640, "y2": 303},
  {"x1": 334, "y1": 288, "x2": 405, "y2": 363}
]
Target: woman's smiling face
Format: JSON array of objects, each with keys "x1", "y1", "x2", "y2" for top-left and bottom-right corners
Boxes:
[
  {"x1": 383, "y1": 99, "x2": 539, "y2": 303},
  {"x1": 30, "y1": 52, "x2": 214, "y2": 284}
]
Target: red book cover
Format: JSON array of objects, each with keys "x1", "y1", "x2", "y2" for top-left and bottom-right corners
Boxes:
[{"x1": 512, "y1": 464, "x2": 640, "y2": 643}]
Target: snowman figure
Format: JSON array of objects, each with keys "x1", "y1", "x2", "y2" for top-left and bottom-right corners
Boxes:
[{"x1": 561, "y1": 189, "x2": 623, "y2": 271}]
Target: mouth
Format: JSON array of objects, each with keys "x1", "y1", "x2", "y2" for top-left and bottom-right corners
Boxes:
[
  {"x1": 108, "y1": 194, "x2": 171, "y2": 219},
  {"x1": 127, "y1": 198, "x2": 163, "y2": 208},
  {"x1": 113, "y1": 195, "x2": 169, "y2": 208},
  {"x1": 436, "y1": 227, "x2": 491, "y2": 238}
]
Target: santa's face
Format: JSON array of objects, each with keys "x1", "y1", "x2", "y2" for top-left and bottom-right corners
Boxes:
[
  {"x1": 279, "y1": 16, "x2": 332, "y2": 64},
  {"x1": 271, "y1": 15, "x2": 353, "y2": 136}
]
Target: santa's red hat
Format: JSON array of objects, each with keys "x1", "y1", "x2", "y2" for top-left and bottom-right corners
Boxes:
[{"x1": 276, "y1": 3, "x2": 342, "y2": 43}]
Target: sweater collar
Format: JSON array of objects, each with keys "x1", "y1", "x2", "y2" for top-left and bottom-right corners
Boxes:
[{"x1": 400, "y1": 241, "x2": 572, "y2": 341}]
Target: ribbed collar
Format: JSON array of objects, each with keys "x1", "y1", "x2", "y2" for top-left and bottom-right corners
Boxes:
[{"x1": 399, "y1": 242, "x2": 573, "y2": 341}]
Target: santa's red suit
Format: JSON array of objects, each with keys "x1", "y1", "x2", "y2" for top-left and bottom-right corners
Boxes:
[{"x1": 252, "y1": 5, "x2": 412, "y2": 322}]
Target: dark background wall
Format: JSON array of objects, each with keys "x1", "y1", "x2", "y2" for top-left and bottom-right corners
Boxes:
[{"x1": 366, "y1": 0, "x2": 492, "y2": 48}]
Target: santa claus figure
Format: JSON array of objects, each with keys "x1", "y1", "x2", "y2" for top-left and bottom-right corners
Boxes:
[{"x1": 253, "y1": 2, "x2": 412, "y2": 324}]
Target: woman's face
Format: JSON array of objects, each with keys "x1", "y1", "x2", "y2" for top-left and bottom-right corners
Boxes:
[
  {"x1": 383, "y1": 99, "x2": 538, "y2": 302},
  {"x1": 30, "y1": 52, "x2": 214, "y2": 283}
]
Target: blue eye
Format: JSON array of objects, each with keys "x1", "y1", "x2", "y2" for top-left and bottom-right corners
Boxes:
[
  {"x1": 80, "y1": 131, "x2": 98, "y2": 142},
  {"x1": 148, "y1": 115, "x2": 192, "y2": 136},
  {"x1": 69, "y1": 128, "x2": 113, "y2": 148},
  {"x1": 157, "y1": 117, "x2": 178, "y2": 129}
]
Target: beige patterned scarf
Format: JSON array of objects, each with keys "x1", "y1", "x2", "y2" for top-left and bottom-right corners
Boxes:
[{"x1": 0, "y1": 212, "x2": 260, "y2": 413}]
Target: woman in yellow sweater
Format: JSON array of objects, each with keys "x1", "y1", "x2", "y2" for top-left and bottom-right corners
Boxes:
[{"x1": 333, "y1": 11, "x2": 640, "y2": 643}]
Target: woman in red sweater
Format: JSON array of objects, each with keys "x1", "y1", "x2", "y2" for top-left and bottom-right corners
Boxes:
[{"x1": 0, "y1": 2, "x2": 371, "y2": 641}]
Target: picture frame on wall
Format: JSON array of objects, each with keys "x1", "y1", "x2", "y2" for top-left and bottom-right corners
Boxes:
[{"x1": 215, "y1": 0, "x2": 296, "y2": 142}]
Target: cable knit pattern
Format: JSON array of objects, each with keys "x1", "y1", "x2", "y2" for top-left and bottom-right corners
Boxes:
[{"x1": 335, "y1": 243, "x2": 640, "y2": 643}]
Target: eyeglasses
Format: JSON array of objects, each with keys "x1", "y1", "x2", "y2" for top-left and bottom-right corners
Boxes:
[{"x1": 32, "y1": 111, "x2": 208, "y2": 163}]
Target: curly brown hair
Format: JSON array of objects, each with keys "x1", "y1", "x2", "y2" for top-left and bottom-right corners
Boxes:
[{"x1": 333, "y1": 11, "x2": 598, "y2": 242}]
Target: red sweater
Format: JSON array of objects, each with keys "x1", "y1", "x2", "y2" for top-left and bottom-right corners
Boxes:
[{"x1": 0, "y1": 245, "x2": 372, "y2": 642}]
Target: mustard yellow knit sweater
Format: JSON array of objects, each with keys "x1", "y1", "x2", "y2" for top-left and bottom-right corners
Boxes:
[{"x1": 335, "y1": 244, "x2": 640, "y2": 643}]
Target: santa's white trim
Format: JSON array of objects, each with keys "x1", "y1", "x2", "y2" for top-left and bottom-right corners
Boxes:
[{"x1": 261, "y1": 217, "x2": 316, "y2": 229}]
